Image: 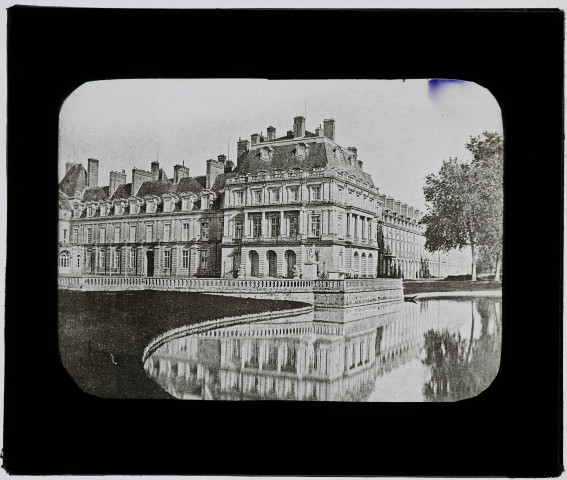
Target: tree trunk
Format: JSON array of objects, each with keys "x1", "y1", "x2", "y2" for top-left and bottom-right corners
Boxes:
[
  {"x1": 494, "y1": 250, "x2": 501, "y2": 282},
  {"x1": 470, "y1": 241, "x2": 477, "y2": 281}
]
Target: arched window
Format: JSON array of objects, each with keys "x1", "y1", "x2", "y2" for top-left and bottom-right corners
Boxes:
[{"x1": 59, "y1": 251, "x2": 70, "y2": 268}]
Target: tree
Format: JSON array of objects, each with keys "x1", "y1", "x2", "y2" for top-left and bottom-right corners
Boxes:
[{"x1": 422, "y1": 132, "x2": 503, "y2": 281}]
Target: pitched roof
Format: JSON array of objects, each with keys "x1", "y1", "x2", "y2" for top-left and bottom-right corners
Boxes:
[
  {"x1": 59, "y1": 164, "x2": 87, "y2": 197},
  {"x1": 235, "y1": 138, "x2": 374, "y2": 186},
  {"x1": 59, "y1": 190, "x2": 71, "y2": 210},
  {"x1": 210, "y1": 172, "x2": 236, "y2": 192},
  {"x1": 82, "y1": 186, "x2": 110, "y2": 202},
  {"x1": 111, "y1": 183, "x2": 132, "y2": 200},
  {"x1": 194, "y1": 176, "x2": 207, "y2": 188},
  {"x1": 177, "y1": 177, "x2": 204, "y2": 194},
  {"x1": 136, "y1": 179, "x2": 177, "y2": 197}
]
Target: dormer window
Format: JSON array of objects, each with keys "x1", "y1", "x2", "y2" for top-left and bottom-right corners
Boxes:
[
  {"x1": 163, "y1": 198, "x2": 171, "y2": 213},
  {"x1": 129, "y1": 202, "x2": 139, "y2": 215},
  {"x1": 146, "y1": 200, "x2": 157, "y2": 214},
  {"x1": 114, "y1": 203, "x2": 124, "y2": 216}
]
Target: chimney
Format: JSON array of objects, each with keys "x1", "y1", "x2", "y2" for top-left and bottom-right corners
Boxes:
[
  {"x1": 251, "y1": 133, "x2": 260, "y2": 145},
  {"x1": 293, "y1": 116, "x2": 305, "y2": 138},
  {"x1": 87, "y1": 158, "x2": 99, "y2": 188},
  {"x1": 65, "y1": 163, "x2": 74, "y2": 174},
  {"x1": 323, "y1": 119, "x2": 336, "y2": 141},
  {"x1": 151, "y1": 161, "x2": 159, "y2": 181},
  {"x1": 237, "y1": 138, "x2": 250, "y2": 158},
  {"x1": 109, "y1": 170, "x2": 127, "y2": 197},
  {"x1": 173, "y1": 164, "x2": 190, "y2": 183},
  {"x1": 224, "y1": 160, "x2": 235, "y2": 173},
  {"x1": 206, "y1": 159, "x2": 224, "y2": 189},
  {"x1": 358, "y1": 160, "x2": 364, "y2": 169},
  {"x1": 132, "y1": 168, "x2": 154, "y2": 196},
  {"x1": 315, "y1": 125, "x2": 323, "y2": 136},
  {"x1": 267, "y1": 126, "x2": 276, "y2": 141},
  {"x1": 287, "y1": 130, "x2": 293, "y2": 138},
  {"x1": 217, "y1": 154, "x2": 227, "y2": 164}
]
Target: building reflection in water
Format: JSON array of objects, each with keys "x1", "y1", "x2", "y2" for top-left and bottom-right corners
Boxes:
[{"x1": 144, "y1": 298, "x2": 502, "y2": 402}]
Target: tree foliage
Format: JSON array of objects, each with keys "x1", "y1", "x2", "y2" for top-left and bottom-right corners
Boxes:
[{"x1": 422, "y1": 132, "x2": 503, "y2": 280}]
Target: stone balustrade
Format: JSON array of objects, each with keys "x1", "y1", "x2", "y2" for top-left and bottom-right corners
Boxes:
[{"x1": 58, "y1": 276, "x2": 403, "y2": 317}]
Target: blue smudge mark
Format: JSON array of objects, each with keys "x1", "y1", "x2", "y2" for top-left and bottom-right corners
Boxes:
[{"x1": 428, "y1": 78, "x2": 466, "y2": 103}]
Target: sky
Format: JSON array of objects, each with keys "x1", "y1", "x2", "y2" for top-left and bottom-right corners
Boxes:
[{"x1": 58, "y1": 79, "x2": 503, "y2": 211}]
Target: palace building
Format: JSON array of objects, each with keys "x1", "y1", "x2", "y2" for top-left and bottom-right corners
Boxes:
[{"x1": 58, "y1": 115, "x2": 470, "y2": 279}]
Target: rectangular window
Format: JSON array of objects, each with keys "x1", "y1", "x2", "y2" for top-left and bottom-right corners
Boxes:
[
  {"x1": 129, "y1": 225, "x2": 136, "y2": 242},
  {"x1": 163, "y1": 224, "x2": 171, "y2": 242},
  {"x1": 252, "y1": 217, "x2": 262, "y2": 237},
  {"x1": 112, "y1": 250, "x2": 120, "y2": 268},
  {"x1": 73, "y1": 227, "x2": 79, "y2": 244},
  {"x1": 76, "y1": 255, "x2": 81, "y2": 268},
  {"x1": 164, "y1": 250, "x2": 171, "y2": 269},
  {"x1": 63, "y1": 229, "x2": 68, "y2": 242},
  {"x1": 182, "y1": 250, "x2": 189, "y2": 269},
  {"x1": 235, "y1": 191, "x2": 244, "y2": 205},
  {"x1": 182, "y1": 222, "x2": 190, "y2": 241},
  {"x1": 270, "y1": 216, "x2": 280, "y2": 237},
  {"x1": 311, "y1": 185, "x2": 321, "y2": 200},
  {"x1": 86, "y1": 227, "x2": 93, "y2": 244},
  {"x1": 289, "y1": 216, "x2": 298, "y2": 236},
  {"x1": 235, "y1": 219, "x2": 243, "y2": 239},
  {"x1": 99, "y1": 250, "x2": 105, "y2": 268},
  {"x1": 182, "y1": 198, "x2": 189, "y2": 211},
  {"x1": 289, "y1": 187, "x2": 299, "y2": 202},
  {"x1": 146, "y1": 224, "x2": 154, "y2": 242},
  {"x1": 85, "y1": 251, "x2": 91, "y2": 268},
  {"x1": 271, "y1": 189, "x2": 280, "y2": 203},
  {"x1": 100, "y1": 227, "x2": 106, "y2": 243},
  {"x1": 310, "y1": 215, "x2": 320, "y2": 237},
  {"x1": 128, "y1": 250, "x2": 135, "y2": 268},
  {"x1": 253, "y1": 190, "x2": 262, "y2": 204},
  {"x1": 200, "y1": 250, "x2": 209, "y2": 270},
  {"x1": 114, "y1": 226, "x2": 120, "y2": 243},
  {"x1": 201, "y1": 221, "x2": 209, "y2": 240}
]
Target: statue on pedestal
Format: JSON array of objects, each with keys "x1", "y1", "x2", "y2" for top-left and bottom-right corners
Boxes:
[{"x1": 292, "y1": 264, "x2": 301, "y2": 279}]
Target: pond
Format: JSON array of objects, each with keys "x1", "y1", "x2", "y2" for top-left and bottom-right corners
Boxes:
[{"x1": 144, "y1": 297, "x2": 502, "y2": 402}]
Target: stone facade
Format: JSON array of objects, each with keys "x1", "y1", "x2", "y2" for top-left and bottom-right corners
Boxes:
[{"x1": 58, "y1": 115, "x2": 470, "y2": 280}]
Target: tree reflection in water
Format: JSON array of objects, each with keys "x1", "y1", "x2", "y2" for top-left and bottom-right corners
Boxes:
[{"x1": 421, "y1": 298, "x2": 501, "y2": 402}]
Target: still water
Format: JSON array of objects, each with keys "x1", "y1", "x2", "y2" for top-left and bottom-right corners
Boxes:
[{"x1": 144, "y1": 297, "x2": 501, "y2": 402}]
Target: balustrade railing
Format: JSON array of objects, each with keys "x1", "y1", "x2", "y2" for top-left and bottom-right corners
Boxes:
[{"x1": 59, "y1": 275, "x2": 402, "y2": 293}]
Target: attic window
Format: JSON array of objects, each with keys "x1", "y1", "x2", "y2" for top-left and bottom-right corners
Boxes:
[
  {"x1": 129, "y1": 203, "x2": 139, "y2": 215},
  {"x1": 146, "y1": 201, "x2": 156, "y2": 214},
  {"x1": 100, "y1": 204, "x2": 108, "y2": 217},
  {"x1": 114, "y1": 204, "x2": 124, "y2": 216},
  {"x1": 181, "y1": 198, "x2": 191, "y2": 211}
]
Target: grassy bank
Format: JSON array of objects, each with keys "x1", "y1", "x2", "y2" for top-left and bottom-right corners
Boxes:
[
  {"x1": 403, "y1": 279, "x2": 502, "y2": 295},
  {"x1": 58, "y1": 290, "x2": 307, "y2": 399}
]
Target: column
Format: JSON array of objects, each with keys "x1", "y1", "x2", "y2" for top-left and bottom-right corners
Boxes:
[
  {"x1": 322, "y1": 209, "x2": 328, "y2": 235},
  {"x1": 280, "y1": 211, "x2": 284, "y2": 237},
  {"x1": 223, "y1": 214, "x2": 229, "y2": 237},
  {"x1": 137, "y1": 247, "x2": 144, "y2": 276},
  {"x1": 244, "y1": 211, "x2": 249, "y2": 237},
  {"x1": 299, "y1": 209, "x2": 305, "y2": 235},
  {"x1": 261, "y1": 211, "x2": 266, "y2": 237}
]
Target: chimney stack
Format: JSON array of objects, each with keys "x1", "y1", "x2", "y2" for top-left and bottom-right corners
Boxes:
[
  {"x1": 251, "y1": 133, "x2": 260, "y2": 145},
  {"x1": 323, "y1": 119, "x2": 336, "y2": 141},
  {"x1": 132, "y1": 168, "x2": 154, "y2": 196},
  {"x1": 109, "y1": 171, "x2": 127, "y2": 197},
  {"x1": 151, "y1": 161, "x2": 159, "y2": 181},
  {"x1": 173, "y1": 164, "x2": 191, "y2": 183},
  {"x1": 224, "y1": 160, "x2": 235, "y2": 173},
  {"x1": 206, "y1": 158, "x2": 224, "y2": 189},
  {"x1": 267, "y1": 126, "x2": 276, "y2": 141},
  {"x1": 87, "y1": 158, "x2": 99, "y2": 188},
  {"x1": 217, "y1": 154, "x2": 227, "y2": 164},
  {"x1": 237, "y1": 138, "x2": 250, "y2": 158},
  {"x1": 293, "y1": 116, "x2": 306, "y2": 138}
]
